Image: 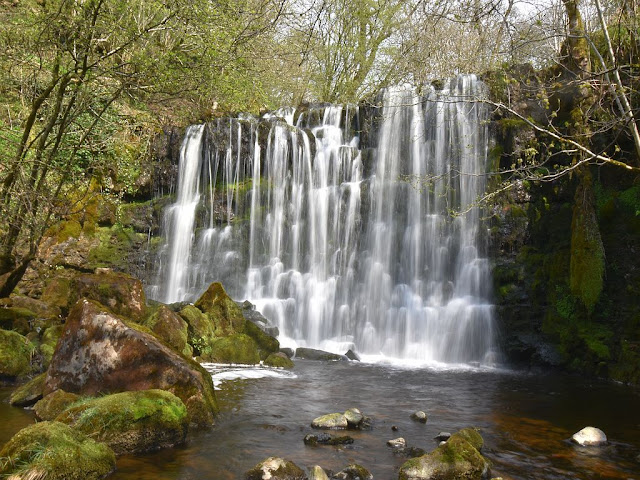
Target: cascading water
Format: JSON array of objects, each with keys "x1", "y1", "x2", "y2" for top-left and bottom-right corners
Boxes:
[{"x1": 150, "y1": 75, "x2": 498, "y2": 365}]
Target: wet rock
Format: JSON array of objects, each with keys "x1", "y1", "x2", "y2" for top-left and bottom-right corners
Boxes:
[
  {"x1": 238, "y1": 300, "x2": 280, "y2": 337},
  {"x1": 55, "y1": 389, "x2": 188, "y2": 454},
  {"x1": 434, "y1": 432, "x2": 451, "y2": 442},
  {"x1": 9, "y1": 372, "x2": 45, "y2": 407},
  {"x1": 280, "y1": 347, "x2": 294, "y2": 358},
  {"x1": 304, "y1": 433, "x2": 355, "y2": 446},
  {"x1": 44, "y1": 299, "x2": 218, "y2": 427},
  {"x1": 143, "y1": 305, "x2": 193, "y2": 358},
  {"x1": 456, "y1": 427, "x2": 484, "y2": 451},
  {"x1": 296, "y1": 347, "x2": 346, "y2": 361},
  {"x1": 312, "y1": 412, "x2": 349, "y2": 429},
  {"x1": 387, "y1": 437, "x2": 407, "y2": 449},
  {"x1": 392, "y1": 425, "x2": 399, "y2": 431},
  {"x1": 399, "y1": 429, "x2": 491, "y2": 480},
  {"x1": 243, "y1": 319, "x2": 280, "y2": 360},
  {"x1": 0, "y1": 329, "x2": 35, "y2": 382},
  {"x1": 209, "y1": 333, "x2": 260, "y2": 364},
  {"x1": 571, "y1": 426, "x2": 607, "y2": 446},
  {"x1": 332, "y1": 464, "x2": 373, "y2": 480},
  {"x1": 344, "y1": 408, "x2": 364, "y2": 427},
  {"x1": 309, "y1": 465, "x2": 330, "y2": 480},
  {"x1": 70, "y1": 271, "x2": 147, "y2": 321},
  {"x1": 265, "y1": 352, "x2": 295, "y2": 368},
  {"x1": 194, "y1": 282, "x2": 245, "y2": 336},
  {"x1": 345, "y1": 349, "x2": 361, "y2": 361},
  {"x1": 0, "y1": 421, "x2": 116, "y2": 480},
  {"x1": 411, "y1": 411, "x2": 428, "y2": 423},
  {"x1": 34, "y1": 390, "x2": 80, "y2": 421},
  {"x1": 245, "y1": 457, "x2": 306, "y2": 480}
]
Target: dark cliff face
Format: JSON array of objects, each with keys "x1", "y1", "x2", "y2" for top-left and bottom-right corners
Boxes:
[{"x1": 485, "y1": 67, "x2": 640, "y2": 384}]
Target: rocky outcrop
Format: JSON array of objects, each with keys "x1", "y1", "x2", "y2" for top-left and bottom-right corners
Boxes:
[
  {"x1": 0, "y1": 421, "x2": 116, "y2": 480},
  {"x1": 55, "y1": 389, "x2": 189, "y2": 454},
  {"x1": 44, "y1": 299, "x2": 217, "y2": 426}
]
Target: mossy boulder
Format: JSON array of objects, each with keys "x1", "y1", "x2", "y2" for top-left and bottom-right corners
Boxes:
[
  {"x1": 56, "y1": 389, "x2": 188, "y2": 454},
  {"x1": 245, "y1": 457, "x2": 306, "y2": 480},
  {"x1": 0, "y1": 306, "x2": 36, "y2": 335},
  {"x1": 334, "y1": 464, "x2": 373, "y2": 479},
  {"x1": 41, "y1": 275, "x2": 74, "y2": 314},
  {"x1": 0, "y1": 329, "x2": 35, "y2": 381},
  {"x1": 264, "y1": 352, "x2": 294, "y2": 368},
  {"x1": 70, "y1": 271, "x2": 147, "y2": 321},
  {"x1": 10, "y1": 295, "x2": 62, "y2": 321},
  {"x1": 40, "y1": 324, "x2": 64, "y2": 368},
  {"x1": 180, "y1": 304, "x2": 217, "y2": 357},
  {"x1": 398, "y1": 430, "x2": 491, "y2": 480},
  {"x1": 207, "y1": 333, "x2": 260, "y2": 364},
  {"x1": 455, "y1": 427, "x2": 484, "y2": 451},
  {"x1": 311, "y1": 413, "x2": 349, "y2": 429},
  {"x1": 194, "y1": 282, "x2": 245, "y2": 336},
  {"x1": 9, "y1": 372, "x2": 46, "y2": 407},
  {"x1": 295, "y1": 347, "x2": 346, "y2": 361},
  {"x1": 44, "y1": 299, "x2": 218, "y2": 427},
  {"x1": 0, "y1": 421, "x2": 116, "y2": 480},
  {"x1": 144, "y1": 305, "x2": 193, "y2": 358},
  {"x1": 243, "y1": 319, "x2": 280, "y2": 360},
  {"x1": 34, "y1": 390, "x2": 80, "y2": 421}
]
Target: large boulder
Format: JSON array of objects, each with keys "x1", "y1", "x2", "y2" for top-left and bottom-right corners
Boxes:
[
  {"x1": 0, "y1": 329, "x2": 35, "y2": 382},
  {"x1": 265, "y1": 352, "x2": 295, "y2": 368},
  {"x1": 194, "y1": 282, "x2": 245, "y2": 336},
  {"x1": 55, "y1": 389, "x2": 188, "y2": 454},
  {"x1": 208, "y1": 334, "x2": 261, "y2": 364},
  {"x1": 296, "y1": 347, "x2": 346, "y2": 361},
  {"x1": 245, "y1": 457, "x2": 306, "y2": 480},
  {"x1": 44, "y1": 299, "x2": 218, "y2": 426},
  {"x1": 70, "y1": 271, "x2": 147, "y2": 321},
  {"x1": 398, "y1": 430, "x2": 491, "y2": 480},
  {"x1": 0, "y1": 421, "x2": 116, "y2": 480},
  {"x1": 144, "y1": 305, "x2": 193, "y2": 358}
]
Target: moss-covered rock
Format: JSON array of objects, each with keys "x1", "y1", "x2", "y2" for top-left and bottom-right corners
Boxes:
[
  {"x1": 0, "y1": 329, "x2": 35, "y2": 381},
  {"x1": 245, "y1": 457, "x2": 306, "y2": 480},
  {"x1": 264, "y1": 352, "x2": 294, "y2": 368},
  {"x1": 55, "y1": 389, "x2": 188, "y2": 454},
  {"x1": 40, "y1": 324, "x2": 64, "y2": 368},
  {"x1": 180, "y1": 304, "x2": 217, "y2": 357},
  {"x1": 334, "y1": 464, "x2": 373, "y2": 480},
  {"x1": 69, "y1": 271, "x2": 147, "y2": 321},
  {"x1": 10, "y1": 295, "x2": 62, "y2": 321},
  {"x1": 0, "y1": 421, "x2": 116, "y2": 480},
  {"x1": 207, "y1": 333, "x2": 260, "y2": 364},
  {"x1": 9, "y1": 372, "x2": 46, "y2": 407},
  {"x1": 398, "y1": 431, "x2": 491, "y2": 480},
  {"x1": 194, "y1": 282, "x2": 245, "y2": 337},
  {"x1": 0, "y1": 306, "x2": 36, "y2": 335},
  {"x1": 243, "y1": 319, "x2": 280, "y2": 360},
  {"x1": 45, "y1": 299, "x2": 218, "y2": 427},
  {"x1": 311, "y1": 413, "x2": 349, "y2": 430},
  {"x1": 41, "y1": 275, "x2": 74, "y2": 314},
  {"x1": 34, "y1": 390, "x2": 81, "y2": 421},
  {"x1": 144, "y1": 305, "x2": 193, "y2": 358},
  {"x1": 455, "y1": 428, "x2": 484, "y2": 451}
]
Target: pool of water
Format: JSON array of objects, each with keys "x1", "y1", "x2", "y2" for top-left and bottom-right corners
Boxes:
[{"x1": 2, "y1": 361, "x2": 640, "y2": 479}]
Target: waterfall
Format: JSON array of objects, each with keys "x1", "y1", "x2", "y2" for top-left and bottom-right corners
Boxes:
[{"x1": 150, "y1": 75, "x2": 498, "y2": 365}]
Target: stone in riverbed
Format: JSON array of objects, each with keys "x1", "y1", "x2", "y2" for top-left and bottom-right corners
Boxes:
[
  {"x1": 34, "y1": 389, "x2": 80, "y2": 420},
  {"x1": 344, "y1": 407, "x2": 364, "y2": 427},
  {"x1": 312, "y1": 412, "x2": 349, "y2": 429},
  {"x1": 44, "y1": 299, "x2": 218, "y2": 427},
  {"x1": 571, "y1": 426, "x2": 607, "y2": 446},
  {"x1": 456, "y1": 427, "x2": 484, "y2": 451},
  {"x1": 411, "y1": 410, "x2": 428, "y2": 423},
  {"x1": 345, "y1": 349, "x2": 361, "y2": 361},
  {"x1": 55, "y1": 389, "x2": 188, "y2": 454},
  {"x1": 245, "y1": 457, "x2": 306, "y2": 480},
  {"x1": 9, "y1": 372, "x2": 45, "y2": 407},
  {"x1": 304, "y1": 433, "x2": 354, "y2": 446},
  {"x1": 398, "y1": 429, "x2": 491, "y2": 480},
  {"x1": 333, "y1": 464, "x2": 373, "y2": 480},
  {"x1": 265, "y1": 352, "x2": 295, "y2": 368},
  {"x1": 0, "y1": 421, "x2": 116, "y2": 480},
  {"x1": 308, "y1": 465, "x2": 330, "y2": 480},
  {"x1": 434, "y1": 432, "x2": 451, "y2": 442},
  {"x1": 295, "y1": 347, "x2": 346, "y2": 361},
  {"x1": 388, "y1": 437, "x2": 407, "y2": 449}
]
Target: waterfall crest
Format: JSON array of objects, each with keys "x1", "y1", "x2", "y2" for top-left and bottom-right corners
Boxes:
[{"x1": 150, "y1": 75, "x2": 498, "y2": 365}]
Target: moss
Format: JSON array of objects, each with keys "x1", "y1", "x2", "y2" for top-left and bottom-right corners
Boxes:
[
  {"x1": 206, "y1": 333, "x2": 260, "y2": 364},
  {"x1": 194, "y1": 282, "x2": 246, "y2": 336},
  {"x1": 243, "y1": 320, "x2": 279, "y2": 360},
  {"x1": 41, "y1": 276, "x2": 73, "y2": 313},
  {"x1": 45, "y1": 220, "x2": 83, "y2": 243},
  {"x1": 87, "y1": 224, "x2": 148, "y2": 271},
  {"x1": 40, "y1": 324, "x2": 64, "y2": 368},
  {"x1": 264, "y1": 352, "x2": 294, "y2": 368},
  {"x1": 180, "y1": 305, "x2": 216, "y2": 356},
  {"x1": 0, "y1": 329, "x2": 35, "y2": 379},
  {"x1": 34, "y1": 390, "x2": 81, "y2": 421},
  {"x1": 0, "y1": 307, "x2": 37, "y2": 334},
  {"x1": 245, "y1": 457, "x2": 306, "y2": 480},
  {"x1": 454, "y1": 428, "x2": 484, "y2": 451},
  {"x1": 9, "y1": 373, "x2": 46, "y2": 407},
  {"x1": 0, "y1": 421, "x2": 116, "y2": 480},
  {"x1": 144, "y1": 306, "x2": 193, "y2": 358},
  {"x1": 55, "y1": 389, "x2": 188, "y2": 454}
]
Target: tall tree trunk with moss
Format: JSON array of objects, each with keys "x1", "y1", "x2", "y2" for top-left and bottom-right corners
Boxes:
[{"x1": 562, "y1": 0, "x2": 606, "y2": 314}]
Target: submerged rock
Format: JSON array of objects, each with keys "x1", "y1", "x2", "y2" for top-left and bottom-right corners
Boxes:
[
  {"x1": 411, "y1": 411, "x2": 428, "y2": 423},
  {"x1": 312, "y1": 412, "x2": 349, "y2": 429},
  {"x1": 0, "y1": 421, "x2": 116, "y2": 480},
  {"x1": 34, "y1": 389, "x2": 80, "y2": 421},
  {"x1": 44, "y1": 299, "x2": 218, "y2": 427},
  {"x1": 571, "y1": 426, "x2": 607, "y2": 446},
  {"x1": 245, "y1": 457, "x2": 306, "y2": 480},
  {"x1": 295, "y1": 347, "x2": 346, "y2": 361},
  {"x1": 399, "y1": 429, "x2": 491, "y2": 480},
  {"x1": 333, "y1": 464, "x2": 373, "y2": 480},
  {"x1": 55, "y1": 389, "x2": 188, "y2": 454},
  {"x1": 304, "y1": 433, "x2": 354, "y2": 446},
  {"x1": 9, "y1": 372, "x2": 45, "y2": 407},
  {"x1": 388, "y1": 437, "x2": 407, "y2": 449}
]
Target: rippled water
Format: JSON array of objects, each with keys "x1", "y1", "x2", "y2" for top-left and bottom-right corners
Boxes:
[{"x1": 2, "y1": 362, "x2": 639, "y2": 479}]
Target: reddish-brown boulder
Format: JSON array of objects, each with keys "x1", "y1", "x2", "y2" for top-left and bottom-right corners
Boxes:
[{"x1": 44, "y1": 299, "x2": 217, "y2": 427}]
